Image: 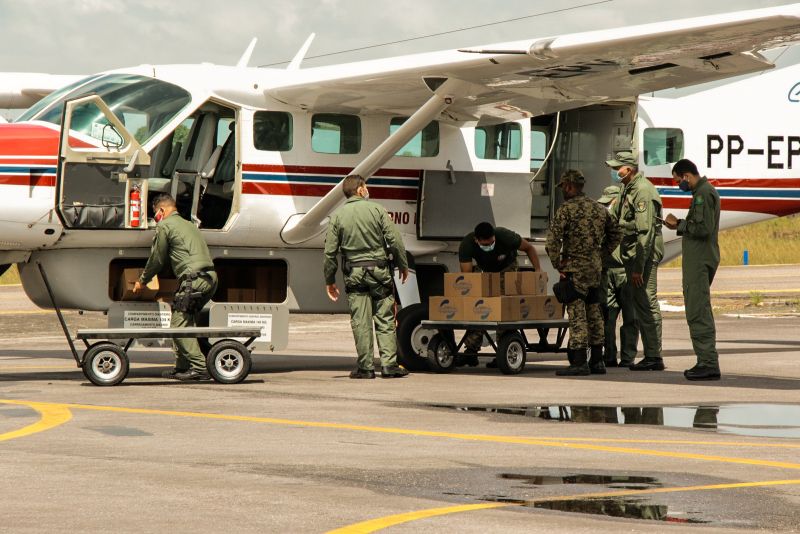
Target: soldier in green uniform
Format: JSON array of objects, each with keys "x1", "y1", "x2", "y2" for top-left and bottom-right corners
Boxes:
[
  {"x1": 597, "y1": 185, "x2": 638, "y2": 367},
  {"x1": 324, "y1": 175, "x2": 410, "y2": 379},
  {"x1": 546, "y1": 170, "x2": 622, "y2": 376},
  {"x1": 606, "y1": 150, "x2": 665, "y2": 371},
  {"x1": 664, "y1": 159, "x2": 721, "y2": 381},
  {"x1": 133, "y1": 194, "x2": 218, "y2": 381},
  {"x1": 459, "y1": 222, "x2": 542, "y2": 367}
]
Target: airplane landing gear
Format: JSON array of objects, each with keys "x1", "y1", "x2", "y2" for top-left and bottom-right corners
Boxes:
[{"x1": 396, "y1": 303, "x2": 433, "y2": 371}]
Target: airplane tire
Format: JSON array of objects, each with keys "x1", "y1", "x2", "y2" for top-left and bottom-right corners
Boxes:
[
  {"x1": 206, "y1": 340, "x2": 252, "y2": 384},
  {"x1": 82, "y1": 342, "x2": 129, "y2": 386},
  {"x1": 396, "y1": 303, "x2": 432, "y2": 372}
]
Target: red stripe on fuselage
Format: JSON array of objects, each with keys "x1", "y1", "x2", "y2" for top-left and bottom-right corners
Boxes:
[
  {"x1": 650, "y1": 176, "x2": 800, "y2": 188},
  {"x1": 0, "y1": 175, "x2": 56, "y2": 187},
  {"x1": 242, "y1": 181, "x2": 417, "y2": 201},
  {"x1": 242, "y1": 163, "x2": 422, "y2": 179}
]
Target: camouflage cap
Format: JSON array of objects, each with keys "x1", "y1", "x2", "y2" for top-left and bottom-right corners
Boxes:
[
  {"x1": 558, "y1": 169, "x2": 585, "y2": 186},
  {"x1": 597, "y1": 185, "x2": 620, "y2": 204},
  {"x1": 605, "y1": 150, "x2": 638, "y2": 168}
]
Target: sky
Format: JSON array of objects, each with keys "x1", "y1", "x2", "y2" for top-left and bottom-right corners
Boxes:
[{"x1": 1, "y1": 0, "x2": 798, "y2": 73}]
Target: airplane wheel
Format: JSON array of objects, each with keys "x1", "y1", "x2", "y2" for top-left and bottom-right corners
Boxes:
[
  {"x1": 82, "y1": 342, "x2": 129, "y2": 386},
  {"x1": 206, "y1": 340, "x2": 251, "y2": 384},
  {"x1": 396, "y1": 303, "x2": 432, "y2": 371},
  {"x1": 427, "y1": 334, "x2": 456, "y2": 373},
  {"x1": 497, "y1": 332, "x2": 526, "y2": 375}
]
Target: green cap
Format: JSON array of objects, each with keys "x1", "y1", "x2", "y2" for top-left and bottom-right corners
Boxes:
[
  {"x1": 597, "y1": 185, "x2": 620, "y2": 204},
  {"x1": 558, "y1": 169, "x2": 585, "y2": 186},
  {"x1": 605, "y1": 150, "x2": 638, "y2": 168}
]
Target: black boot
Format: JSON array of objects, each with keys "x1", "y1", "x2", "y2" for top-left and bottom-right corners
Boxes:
[
  {"x1": 589, "y1": 345, "x2": 606, "y2": 375},
  {"x1": 556, "y1": 349, "x2": 590, "y2": 376}
]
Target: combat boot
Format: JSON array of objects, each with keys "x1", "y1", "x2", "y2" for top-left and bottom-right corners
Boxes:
[
  {"x1": 556, "y1": 349, "x2": 590, "y2": 376},
  {"x1": 588, "y1": 345, "x2": 606, "y2": 375}
]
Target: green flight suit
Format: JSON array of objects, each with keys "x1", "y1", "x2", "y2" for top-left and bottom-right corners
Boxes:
[
  {"x1": 139, "y1": 212, "x2": 217, "y2": 371},
  {"x1": 614, "y1": 172, "x2": 664, "y2": 362},
  {"x1": 324, "y1": 196, "x2": 409, "y2": 371},
  {"x1": 676, "y1": 177, "x2": 720, "y2": 369},
  {"x1": 602, "y1": 262, "x2": 638, "y2": 366}
]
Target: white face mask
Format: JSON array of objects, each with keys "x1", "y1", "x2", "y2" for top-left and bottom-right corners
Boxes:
[{"x1": 479, "y1": 242, "x2": 495, "y2": 253}]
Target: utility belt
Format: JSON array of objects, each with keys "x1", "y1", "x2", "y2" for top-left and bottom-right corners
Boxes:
[
  {"x1": 174, "y1": 268, "x2": 215, "y2": 313},
  {"x1": 342, "y1": 258, "x2": 392, "y2": 298}
]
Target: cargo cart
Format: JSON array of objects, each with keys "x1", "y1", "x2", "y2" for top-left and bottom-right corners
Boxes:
[
  {"x1": 37, "y1": 262, "x2": 263, "y2": 386},
  {"x1": 420, "y1": 318, "x2": 569, "y2": 375}
]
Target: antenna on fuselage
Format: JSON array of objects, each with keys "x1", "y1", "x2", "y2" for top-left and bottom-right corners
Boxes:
[
  {"x1": 236, "y1": 38, "x2": 258, "y2": 68},
  {"x1": 287, "y1": 33, "x2": 316, "y2": 70}
]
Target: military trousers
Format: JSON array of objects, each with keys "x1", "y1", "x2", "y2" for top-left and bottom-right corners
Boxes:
[
  {"x1": 626, "y1": 259, "x2": 662, "y2": 362},
  {"x1": 171, "y1": 273, "x2": 217, "y2": 371},
  {"x1": 345, "y1": 266, "x2": 398, "y2": 370},
  {"x1": 603, "y1": 267, "x2": 638, "y2": 365},
  {"x1": 682, "y1": 261, "x2": 719, "y2": 369},
  {"x1": 566, "y1": 296, "x2": 604, "y2": 350}
]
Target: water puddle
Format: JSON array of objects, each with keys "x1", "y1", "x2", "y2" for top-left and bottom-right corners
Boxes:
[
  {"x1": 429, "y1": 403, "x2": 800, "y2": 439},
  {"x1": 479, "y1": 473, "x2": 707, "y2": 523},
  {"x1": 83, "y1": 425, "x2": 153, "y2": 437}
]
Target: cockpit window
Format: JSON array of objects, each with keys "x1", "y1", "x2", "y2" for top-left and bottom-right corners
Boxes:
[
  {"x1": 16, "y1": 74, "x2": 192, "y2": 146},
  {"x1": 16, "y1": 74, "x2": 103, "y2": 123}
]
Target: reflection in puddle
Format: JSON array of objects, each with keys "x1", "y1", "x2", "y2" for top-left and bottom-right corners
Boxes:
[
  {"x1": 479, "y1": 473, "x2": 707, "y2": 523},
  {"x1": 430, "y1": 403, "x2": 800, "y2": 439}
]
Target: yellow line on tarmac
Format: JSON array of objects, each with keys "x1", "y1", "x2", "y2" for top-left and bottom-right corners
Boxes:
[
  {"x1": 0, "y1": 401, "x2": 72, "y2": 442},
  {"x1": 524, "y1": 435, "x2": 800, "y2": 450},
  {"x1": 3, "y1": 400, "x2": 800, "y2": 471},
  {"x1": 327, "y1": 478, "x2": 800, "y2": 533}
]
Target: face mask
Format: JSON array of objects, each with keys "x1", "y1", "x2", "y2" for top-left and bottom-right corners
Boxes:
[
  {"x1": 479, "y1": 243, "x2": 495, "y2": 253},
  {"x1": 154, "y1": 209, "x2": 164, "y2": 223},
  {"x1": 678, "y1": 180, "x2": 691, "y2": 192},
  {"x1": 360, "y1": 188, "x2": 369, "y2": 200},
  {"x1": 610, "y1": 169, "x2": 622, "y2": 182}
]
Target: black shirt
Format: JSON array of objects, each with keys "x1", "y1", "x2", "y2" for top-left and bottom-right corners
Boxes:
[{"x1": 458, "y1": 227, "x2": 522, "y2": 272}]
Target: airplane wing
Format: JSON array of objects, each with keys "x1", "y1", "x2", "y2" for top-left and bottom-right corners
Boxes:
[
  {"x1": 267, "y1": 5, "x2": 800, "y2": 122},
  {"x1": 0, "y1": 73, "x2": 84, "y2": 109}
]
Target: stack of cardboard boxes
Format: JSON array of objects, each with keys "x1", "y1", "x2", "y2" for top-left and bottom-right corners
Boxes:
[
  {"x1": 429, "y1": 271, "x2": 563, "y2": 322},
  {"x1": 115, "y1": 268, "x2": 178, "y2": 303}
]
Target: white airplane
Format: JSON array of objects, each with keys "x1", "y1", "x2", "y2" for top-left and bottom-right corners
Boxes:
[{"x1": 1, "y1": 5, "x2": 800, "y2": 372}]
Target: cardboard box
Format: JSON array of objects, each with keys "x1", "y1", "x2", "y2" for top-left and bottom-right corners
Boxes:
[
  {"x1": 527, "y1": 295, "x2": 565, "y2": 320},
  {"x1": 462, "y1": 296, "x2": 520, "y2": 322},
  {"x1": 429, "y1": 296, "x2": 463, "y2": 321},
  {"x1": 118, "y1": 269, "x2": 159, "y2": 301},
  {"x1": 503, "y1": 271, "x2": 549, "y2": 296},
  {"x1": 443, "y1": 272, "x2": 501, "y2": 297},
  {"x1": 227, "y1": 288, "x2": 257, "y2": 303}
]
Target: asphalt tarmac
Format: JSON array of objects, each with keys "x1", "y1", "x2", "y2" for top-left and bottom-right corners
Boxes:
[{"x1": 1, "y1": 267, "x2": 800, "y2": 533}]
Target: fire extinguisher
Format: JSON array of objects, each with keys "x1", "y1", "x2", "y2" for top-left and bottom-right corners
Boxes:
[{"x1": 129, "y1": 184, "x2": 141, "y2": 228}]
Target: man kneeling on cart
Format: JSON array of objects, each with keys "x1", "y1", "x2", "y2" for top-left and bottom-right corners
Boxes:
[{"x1": 133, "y1": 193, "x2": 218, "y2": 381}]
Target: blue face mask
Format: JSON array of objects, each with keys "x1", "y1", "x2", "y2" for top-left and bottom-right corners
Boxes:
[
  {"x1": 479, "y1": 243, "x2": 495, "y2": 253},
  {"x1": 678, "y1": 180, "x2": 691, "y2": 192},
  {"x1": 610, "y1": 169, "x2": 621, "y2": 182}
]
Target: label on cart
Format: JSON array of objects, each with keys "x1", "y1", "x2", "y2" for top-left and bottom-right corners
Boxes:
[
  {"x1": 227, "y1": 313, "x2": 272, "y2": 342},
  {"x1": 123, "y1": 310, "x2": 171, "y2": 329}
]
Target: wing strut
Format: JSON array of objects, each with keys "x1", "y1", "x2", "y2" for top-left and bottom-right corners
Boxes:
[{"x1": 280, "y1": 78, "x2": 465, "y2": 245}]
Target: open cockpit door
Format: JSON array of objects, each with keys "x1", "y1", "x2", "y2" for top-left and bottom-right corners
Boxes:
[{"x1": 56, "y1": 94, "x2": 151, "y2": 230}]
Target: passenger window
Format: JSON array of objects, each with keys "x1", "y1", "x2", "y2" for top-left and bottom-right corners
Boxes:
[
  {"x1": 530, "y1": 130, "x2": 547, "y2": 170},
  {"x1": 253, "y1": 111, "x2": 292, "y2": 151},
  {"x1": 475, "y1": 122, "x2": 522, "y2": 160},
  {"x1": 389, "y1": 118, "x2": 439, "y2": 157},
  {"x1": 643, "y1": 128, "x2": 684, "y2": 165},
  {"x1": 312, "y1": 114, "x2": 361, "y2": 154}
]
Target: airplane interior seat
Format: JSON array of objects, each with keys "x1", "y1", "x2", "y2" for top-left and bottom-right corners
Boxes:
[
  {"x1": 205, "y1": 122, "x2": 236, "y2": 199},
  {"x1": 169, "y1": 111, "x2": 218, "y2": 199}
]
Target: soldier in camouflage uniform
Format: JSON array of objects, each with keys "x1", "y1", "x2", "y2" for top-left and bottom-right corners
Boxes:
[
  {"x1": 324, "y1": 175, "x2": 410, "y2": 379},
  {"x1": 546, "y1": 170, "x2": 622, "y2": 376},
  {"x1": 606, "y1": 150, "x2": 665, "y2": 371}
]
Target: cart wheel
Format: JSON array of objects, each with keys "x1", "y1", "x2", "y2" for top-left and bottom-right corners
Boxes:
[
  {"x1": 427, "y1": 334, "x2": 456, "y2": 374},
  {"x1": 206, "y1": 340, "x2": 252, "y2": 384},
  {"x1": 82, "y1": 342, "x2": 129, "y2": 386},
  {"x1": 497, "y1": 332, "x2": 526, "y2": 375}
]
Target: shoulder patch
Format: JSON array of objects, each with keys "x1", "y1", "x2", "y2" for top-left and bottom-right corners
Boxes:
[
  {"x1": 695, "y1": 196, "x2": 704, "y2": 205},
  {"x1": 636, "y1": 201, "x2": 646, "y2": 212}
]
